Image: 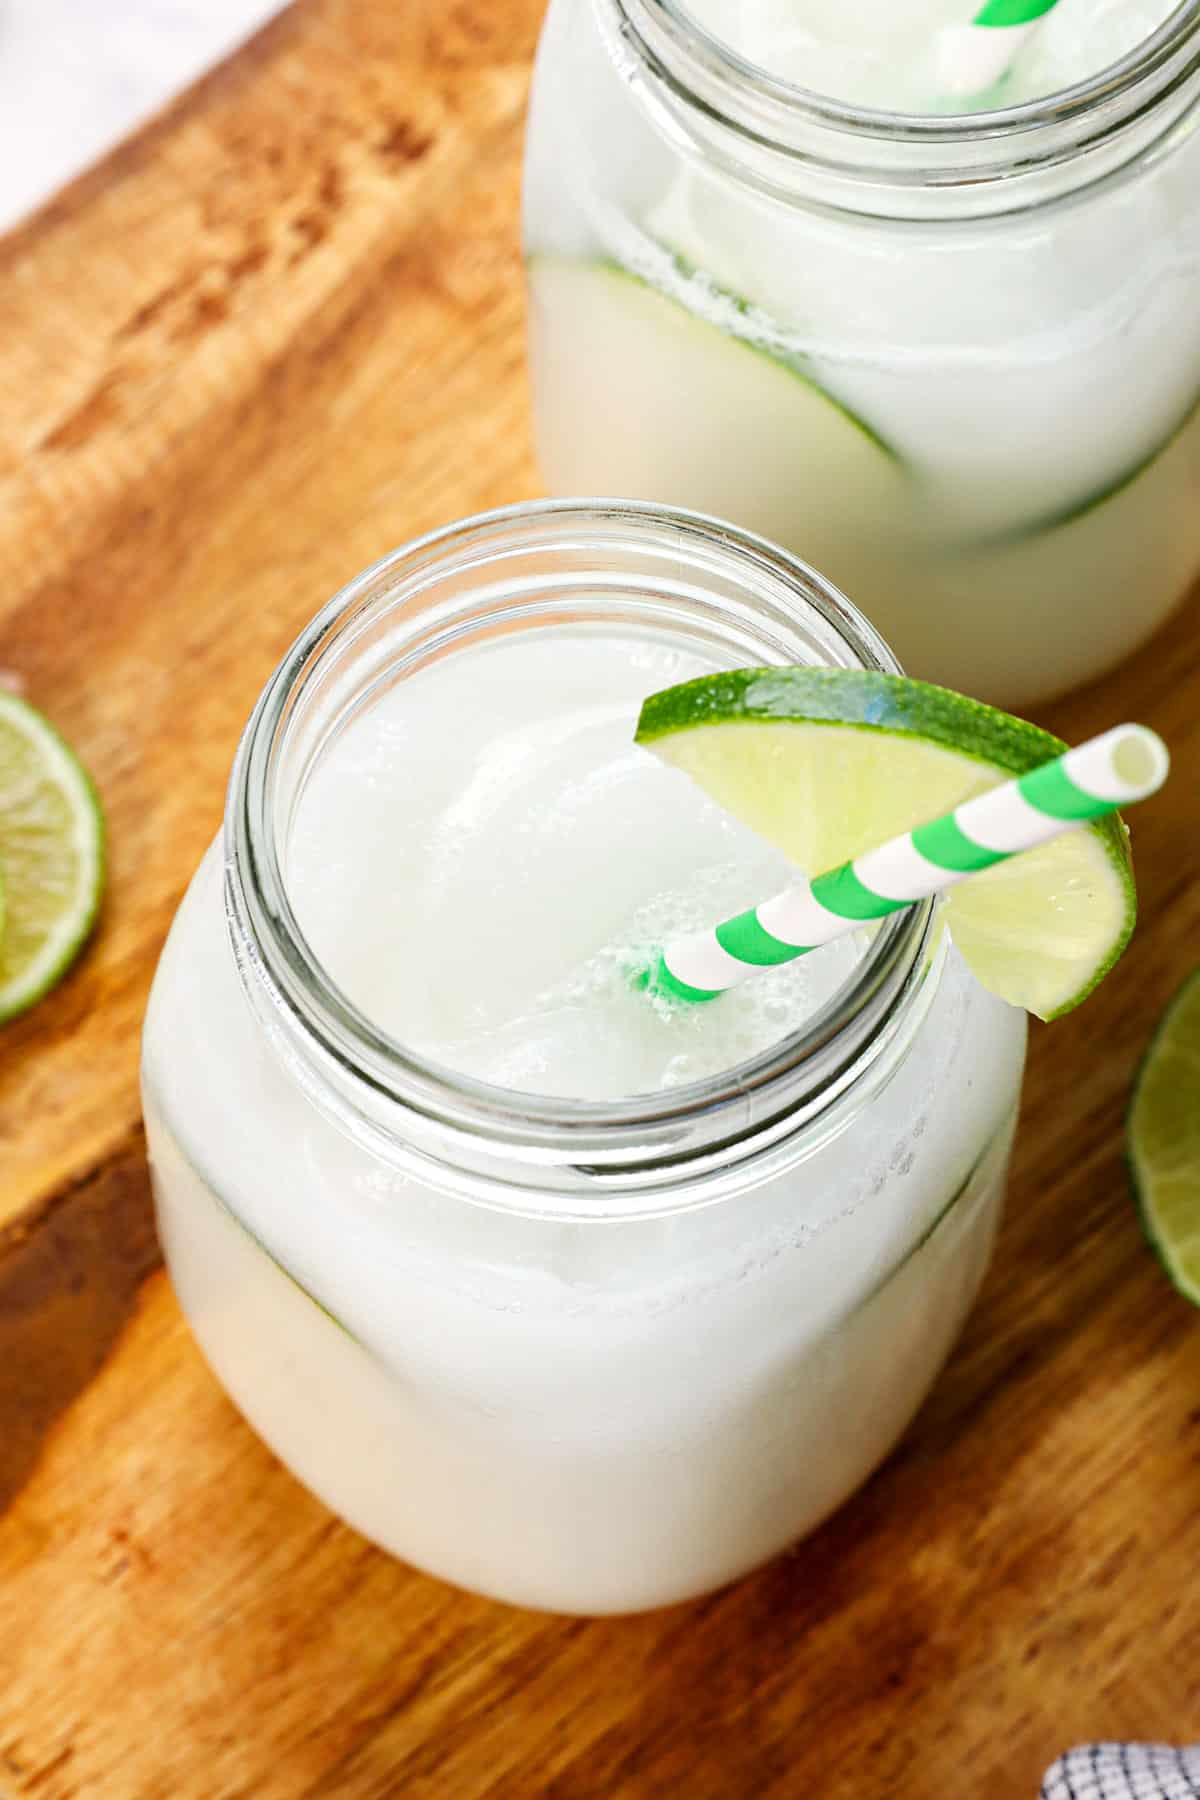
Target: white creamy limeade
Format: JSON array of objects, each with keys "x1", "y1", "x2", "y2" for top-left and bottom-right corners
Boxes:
[
  {"x1": 143, "y1": 602, "x2": 1026, "y2": 1614},
  {"x1": 524, "y1": 0, "x2": 1200, "y2": 704}
]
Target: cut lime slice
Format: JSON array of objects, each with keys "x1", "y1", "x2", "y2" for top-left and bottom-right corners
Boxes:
[
  {"x1": 0, "y1": 692, "x2": 105, "y2": 1023},
  {"x1": 1128, "y1": 969, "x2": 1200, "y2": 1305},
  {"x1": 527, "y1": 257, "x2": 905, "y2": 547},
  {"x1": 635, "y1": 669, "x2": 1136, "y2": 1020}
]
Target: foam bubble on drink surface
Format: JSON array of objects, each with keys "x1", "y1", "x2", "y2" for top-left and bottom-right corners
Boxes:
[
  {"x1": 285, "y1": 628, "x2": 866, "y2": 1102},
  {"x1": 680, "y1": 0, "x2": 1179, "y2": 112}
]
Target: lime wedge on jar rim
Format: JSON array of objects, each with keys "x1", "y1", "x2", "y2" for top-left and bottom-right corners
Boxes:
[
  {"x1": 0, "y1": 691, "x2": 105, "y2": 1023},
  {"x1": 635, "y1": 669, "x2": 1136, "y2": 1021},
  {"x1": 1128, "y1": 969, "x2": 1200, "y2": 1306}
]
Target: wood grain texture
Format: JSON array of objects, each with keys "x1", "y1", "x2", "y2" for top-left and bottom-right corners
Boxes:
[{"x1": 2, "y1": 0, "x2": 1200, "y2": 1794}]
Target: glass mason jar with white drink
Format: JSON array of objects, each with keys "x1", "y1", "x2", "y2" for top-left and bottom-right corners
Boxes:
[
  {"x1": 524, "y1": 0, "x2": 1200, "y2": 706},
  {"x1": 141, "y1": 502, "x2": 1029, "y2": 1614}
]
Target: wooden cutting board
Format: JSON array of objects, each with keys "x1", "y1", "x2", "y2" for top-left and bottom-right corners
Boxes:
[{"x1": 2, "y1": 2, "x2": 1199, "y2": 1794}]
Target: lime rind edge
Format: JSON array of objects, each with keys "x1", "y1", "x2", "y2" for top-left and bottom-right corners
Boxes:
[{"x1": 636, "y1": 668, "x2": 1067, "y2": 766}]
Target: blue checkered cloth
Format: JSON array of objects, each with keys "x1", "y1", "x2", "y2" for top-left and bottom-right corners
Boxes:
[{"x1": 1042, "y1": 1746, "x2": 1200, "y2": 1798}]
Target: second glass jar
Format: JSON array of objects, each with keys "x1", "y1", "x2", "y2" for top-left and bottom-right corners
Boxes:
[{"x1": 524, "y1": 0, "x2": 1200, "y2": 705}]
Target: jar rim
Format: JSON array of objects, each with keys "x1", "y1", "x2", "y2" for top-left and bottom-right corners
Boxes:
[
  {"x1": 611, "y1": 0, "x2": 1200, "y2": 208},
  {"x1": 628, "y1": 0, "x2": 1200, "y2": 134},
  {"x1": 226, "y1": 499, "x2": 935, "y2": 1206}
]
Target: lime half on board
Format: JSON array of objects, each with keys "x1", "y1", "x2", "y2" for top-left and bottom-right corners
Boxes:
[
  {"x1": 635, "y1": 669, "x2": 1137, "y2": 1021},
  {"x1": 1128, "y1": 970, "x2": 1200, "y2": 1306},
  {"x1": 0, "y1": 691, "x2": 105, "y2": 1023}
]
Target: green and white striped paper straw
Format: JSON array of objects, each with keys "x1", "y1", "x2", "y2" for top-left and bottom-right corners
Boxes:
[
  {"x1": 651, "y1": 724, "x2": 1168, "y2": 1005},
  {"x1": 938, "y1": 0, "x2": 1060, "y2": 96}
]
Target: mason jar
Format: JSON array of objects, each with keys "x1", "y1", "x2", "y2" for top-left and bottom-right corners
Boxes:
[
  {"x1": 141, "y1": 501, "x2": 1027, "y2": 1614},
  {"x1": 524, "y1": 0, "x2": 1200, "y2": 707}
]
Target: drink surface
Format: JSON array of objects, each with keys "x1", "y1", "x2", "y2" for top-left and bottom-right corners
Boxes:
[
  {"x1": 681, "y1": 0, "x2": 1180, "y2": 113},
  {"x1": 287, "y1": 627, "x2": 865, "y2": 1100}
]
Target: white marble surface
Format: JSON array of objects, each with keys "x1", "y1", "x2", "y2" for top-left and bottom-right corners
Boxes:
[{"x1": 0, "y1": 0, "x2": 285, "y2": 233}]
